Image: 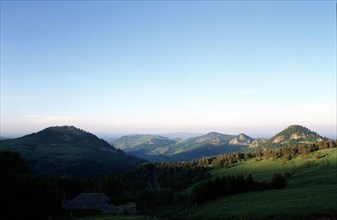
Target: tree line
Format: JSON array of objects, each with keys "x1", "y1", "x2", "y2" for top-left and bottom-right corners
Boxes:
[
  {"x1": 190, "y1": 173, "x2": 287, "y2": 205},
  {"x1": 191, "y1": 140, "x2": 337, "y2": 168}
]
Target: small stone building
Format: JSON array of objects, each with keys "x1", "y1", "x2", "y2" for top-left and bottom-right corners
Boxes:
[
  {"x1": 101, "y1": 202, "x2": 137, "y2": 214},
  {"x1": 63, "y1": 193, "x2": 109, "y2": 214},
  {"x1": 63, "y1": 193, "x2": 136, "y2": 215}
]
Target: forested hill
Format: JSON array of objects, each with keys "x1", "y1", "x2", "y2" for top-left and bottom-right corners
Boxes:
[
  {"x1": 0, "y1": 126, "x2": 146, "y2": 176},
  {"x1": 22, "y1": 126, "x2": 114, "y2": 148},
  {"x1": 267, "y1": 125, "x2": 328, "y2": 146}
]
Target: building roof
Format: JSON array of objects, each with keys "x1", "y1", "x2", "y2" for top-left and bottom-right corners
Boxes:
[{"x1": 63, "y1": 193, "x2": 109, "y2": 211}]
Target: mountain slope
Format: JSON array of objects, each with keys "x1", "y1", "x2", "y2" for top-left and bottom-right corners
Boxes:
[
  {"x1": 0, "y1": 126, "x2": 145, "y2": 176},
  {"x1": 249, "y1": 138, "x2": 268, "y2": 148},
  {"x1": 166, "y1": 132, "x2": 244, "y2": 161},
  {"x1": 169, "y1": 132, "x2": 236, "y2": 154},
  {"x1": 112, "y1": 134, "x2": 176, "y2": 152},
  {"x1": 267, "y1": 125, "x2": 327, "y2": 146}
]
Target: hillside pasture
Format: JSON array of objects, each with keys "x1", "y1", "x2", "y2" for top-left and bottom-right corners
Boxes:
[{"x1": 151, "y1": 148, "x2": 337, "y2": 219}]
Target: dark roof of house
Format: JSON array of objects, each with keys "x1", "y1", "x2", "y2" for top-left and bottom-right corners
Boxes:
[{"x1": 63, "y1": 193, "x2": 109, "y2": 211}]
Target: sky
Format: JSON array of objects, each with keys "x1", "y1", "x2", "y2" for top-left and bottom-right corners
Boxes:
[{"x1": 1, "y1": 1, "x2": 336, "y2": 138}]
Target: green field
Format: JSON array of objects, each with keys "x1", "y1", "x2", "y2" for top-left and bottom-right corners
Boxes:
[
  {"x1": 151, "y1": 148, "x2": 337, "y2": 219},
  {"x1": 210, "y1": 148, "x2": 337, "y2": 184}
]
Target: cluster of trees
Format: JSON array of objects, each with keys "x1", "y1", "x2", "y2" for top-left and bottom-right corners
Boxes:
[
  {"x1": 104, "y1": 162, "x2": 210, "y2": 210},
  {"x1": 190, "y1": 140, "x2": 337, "y2": 169},
  {"x1": 263, "y1": 140, "x2": 337, "y2": 161},
  {"x1": 154, "y1": 162, "x2": 209, "y2": 190},
  {"x1": 190, "y1": 173, "x2": 287, "y2": 205}
]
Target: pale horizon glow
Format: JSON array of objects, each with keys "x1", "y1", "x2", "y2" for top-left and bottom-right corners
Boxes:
[{"x1": 1, "y1": 1, "x2": 336, "y2": 138}]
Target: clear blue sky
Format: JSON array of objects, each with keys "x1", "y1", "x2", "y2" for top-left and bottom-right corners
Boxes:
[{"x1": 1, "y1": 1, "x2": 336, "y2": 137}]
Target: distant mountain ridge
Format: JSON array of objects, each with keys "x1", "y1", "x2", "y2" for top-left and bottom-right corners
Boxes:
[
  {"x1": 112, "y1": 125, "x2": 328, "y2": 161},
  {"x1": 113, "y1": 132, "x2": 245, "y2": 161},
  {"x1": 0, "y1": 125, "x2": 328, "y2": 171},
  {"x1": 0, "y1": 126, "x2": 145, "y2": 176}
]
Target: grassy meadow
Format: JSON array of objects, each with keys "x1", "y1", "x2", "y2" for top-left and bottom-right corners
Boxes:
[{"x1": 150, "y1": 148, "x2": 337, "y2": 219}]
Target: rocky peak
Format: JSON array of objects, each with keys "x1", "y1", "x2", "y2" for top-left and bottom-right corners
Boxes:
[{"x1": 229, "y1": 133, "x2": 253, "y2": 146}]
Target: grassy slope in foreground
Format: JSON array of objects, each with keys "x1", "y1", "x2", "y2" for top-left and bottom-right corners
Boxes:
[{"x1": 152, "y1": 148, "x2": 337, "y2": 220}]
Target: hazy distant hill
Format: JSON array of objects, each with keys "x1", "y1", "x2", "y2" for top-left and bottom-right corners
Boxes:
[
  {"x1": 113, "y1": 132, "x2": 248, "y2": 161},
  {"x1": 158, "y1": 132, "x2": 204, "y2": 139},
  {"x1": 113, "y1": 134, "x2": 176, "y2": 150},
  {"x1": 112, "y1": 134, "x2": 177, "y2": 161},
  {"x1": 266, "y1": 125, "x2": 327, "y2": 146},
  {"x1": 169, "y1": 132, "x2": 236, "y2": 154},
  {"x1": 0, "y1": 126, "x2": 145, "y2": 176}
]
